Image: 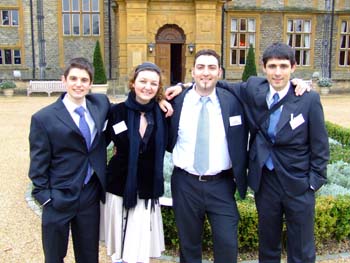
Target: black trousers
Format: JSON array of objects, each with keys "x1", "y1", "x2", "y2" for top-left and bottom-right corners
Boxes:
[
  {"x1": 41, "y1": 177, "x2": 101, "y2": 263},
  {"x1": 255, "y1": 168, "x2": 316, "y2": 263},
  {"x1": 171, "y1": 167, "x2": 239, "y2": 263}
]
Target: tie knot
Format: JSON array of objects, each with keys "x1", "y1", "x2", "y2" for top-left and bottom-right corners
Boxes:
[
  {"x1": 273, "y1": 93, "x2": 279, "y2": 103},
  {"x1": 75, "y1": 106, "x2": 85, "y2": 117},
  {"x1": 200, "y1": 96, "x2": 210, "y2": 104}
]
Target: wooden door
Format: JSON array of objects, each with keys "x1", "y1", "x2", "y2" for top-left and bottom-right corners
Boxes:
[{"x1": 156, "y1": 43, "x2": 171, "y2": 87}]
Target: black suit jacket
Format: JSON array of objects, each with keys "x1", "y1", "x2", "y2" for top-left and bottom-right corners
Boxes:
[
  {"x1": 29, "y1": 93, "x2": 110, "y2": 211},
  {"x1": 167, "y1": 86, "x2": 249, "y2": 199},
  {"x1": 222, "y1": 77, "x2": 329, "y2": 196}
]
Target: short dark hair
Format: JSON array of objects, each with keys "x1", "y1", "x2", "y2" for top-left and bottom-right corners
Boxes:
[
  {"x1": 194, "y1": 49, "x2": 221, "y2": 68},
  {"x1": 63, "y1": 57, "x2": 94, "y2": 83},
  {"x1": 262, "y1": 42, "x2": 296, "y2": 67}
]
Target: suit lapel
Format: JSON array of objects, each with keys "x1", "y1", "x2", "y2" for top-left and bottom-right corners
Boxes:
[
  {"x1": 216, "y1": 88, "x2": 230, "y2": 133},
  {"x1": 53, "y1": 96, "x2": 81, "y2": 135},
  {"x1": 276, "y1": 84, "x2": 299, "y2": 134}
]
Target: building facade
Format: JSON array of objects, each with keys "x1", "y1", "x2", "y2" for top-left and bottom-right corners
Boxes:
[{"x1": 0, "y1": 0, "x2": 349, "y2": 88}]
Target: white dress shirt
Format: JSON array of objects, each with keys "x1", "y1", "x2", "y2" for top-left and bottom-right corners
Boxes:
[
  {"x1": 172, "y1": 87, "x2": 232, "y2": 175},
  {"x1": 266, "y1": 83, "x2": 290, "y2": 108}
]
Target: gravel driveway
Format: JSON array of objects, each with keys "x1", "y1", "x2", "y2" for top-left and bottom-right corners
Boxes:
[{"x1": 0, "y1": 94, "x2": 349, "y2": 263}]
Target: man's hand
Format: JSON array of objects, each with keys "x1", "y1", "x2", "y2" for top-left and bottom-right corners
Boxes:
[
  {"x1": 159, "y1": 99, "x2": 174, "y2": 117},
  {"x1": 292, "y1": 78, "x2": 312, "y2": 96},
  {"x1": 165, "y1": 85, "x2": 183, "y2": 100}
]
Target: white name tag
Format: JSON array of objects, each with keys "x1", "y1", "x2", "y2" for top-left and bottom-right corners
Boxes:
[
  {"x1": 113, "y1": 121, "x2": 128, "y2": 134},
  {"x1": 289, "y1": 113, "x2": 305, "y2": 130},
  {"x1": 229, "y1": 115, "x2": 242, "y2": 126},
  {"x1": 102, "y1": 120, "x2": 108, "y2": 131}
]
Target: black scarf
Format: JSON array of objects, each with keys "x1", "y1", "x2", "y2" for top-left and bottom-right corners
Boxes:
[{"x1": 123, "y1": 92, "x2": 166, "y2": 209}]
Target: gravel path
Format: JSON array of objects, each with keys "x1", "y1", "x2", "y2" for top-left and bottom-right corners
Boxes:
[{"x1": 0, "y1": 95, "x2": 349, "y2": 263}]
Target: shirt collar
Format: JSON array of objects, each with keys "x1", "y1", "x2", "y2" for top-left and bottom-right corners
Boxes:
[
  {"x1": 268, "y1": 82, "x2": 290, "y2": 102},
  {"x1": 62, "y1": 94, "x2": 88, "y2": 114}
]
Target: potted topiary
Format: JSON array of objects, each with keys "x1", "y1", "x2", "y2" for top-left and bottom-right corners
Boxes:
[
  {"x1": 91, "y1": 40, "x2": 108, "y2": 94},
  {"x1": 0, "y1": 80, "x2": 16, "y2": 97},
  {"x1": 317, "y1": 77, "x2": 332, "y2": 95}
]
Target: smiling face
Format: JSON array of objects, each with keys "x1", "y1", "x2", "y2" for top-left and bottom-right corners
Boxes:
[
  {"x1": 132, "y1": 70, "x2": 160, "y2": 104},
  {"x1": 192, "y1": 54, "x2": 222, "y2": 96},
  {"x1": 62, "y1": 67, "x2": 91, "y2": 105},
  {"x1": 263, "y1": 58, "x2": 296, "y2": 91}
]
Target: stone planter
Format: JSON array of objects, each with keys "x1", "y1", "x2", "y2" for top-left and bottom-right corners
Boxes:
[
  {"x1": 319, "y1": 86, "x2": 330, "y2": 95},
  {"x1": 2, "y1": 88, "x2": 14, "y2": 97},
  {"x1": 91, "y1": 84, "x2": 108, "y2": 94}
]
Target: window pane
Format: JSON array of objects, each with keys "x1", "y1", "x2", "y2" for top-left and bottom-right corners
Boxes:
[
  {"x1": 341, "y1": 21, "x2": 347, "y2": 33},
  {"x1": 12, "y1": 10, "x2": 19, "y2": 26},
  {"x1": 92, "y1": 14, "x2": 99, "y2": 35},
  {"x1": 0, "y1": 50, "x2": 2, "y2": 64},
  {"x1": 295, "y1": 50, "x2": 301, "y2": 65},
  {"x1": 303, "y1": 50, "x2": 310, "y2": 65},
  {"x1": 347, "y1": 51, "x2": 350, "y2": 65},
  {"x1": 72, "y1": 0, "x2": 79, "y2": 11},
  {"x1": 240, "y1": 19, "x2": 246, "y2": 31},
  {"x1": 339, "y1": 51, "x2": 345, "y2": 65},
  {"x1": 249, "y1": 34, "x2": 255, "y2": 46},
  {"x1": 341, "y1": 35, "x2": 346, "y2": 48},
  {"x1": 14, "y1": 50, "x2": 21, "y2": 64},
  {"x1": 248, "y1": 19, "x2": 255, "y2": 32},
  {"x1": 239, "y1": 50, "x2": 246, "y2": 64},
  {"x1": 304, "y1": 35, "x2": 310, "y2": 48},
  {"x1": 231, "y1": 33, "x2": 237, "y2": 47},
  {"x1": 83, "y1": 14, "x2": 90, "y2": 35},
  {"x1": 62, "y1": 0, "x2": 70, "y2": 11},
  {"x1": 240, "y1": 34, "x2": 246, "y2": 47},
  {"x1": 287, "y1": 20, "x2": 293, "y2": 32},
  {"x1": 304, "y1": 21, "x2": 311, "y2": 33},
  {"x1": 83, "y1": 0, "x2": 90, "y2": 11},
  {"x1": 63, "y1": 14, "x2": 70, "y2": 35},
  {"x1": 348, "y1": 35, "x2": 350, "y2": 48},
  {"x1": 92, "y1": 0, "x2": 99, "y2": 12},
  {"x1": 2, "y1": 11, "x2": 9, "y2": 25},
  {"x1": 5, "y1": 49, "x2": 12, "y2": 64},
  {"x1": 295, "y1": 20, "x2": 302, "y2": 32},
  {"x1": 231, "y1": 50, "x2": 237, "y2": 65},
  {"x1": 295, "y1": 34, "x2": 301, "y2": 47},
  {"x1": 231, "y1": 19, "x2": 237, "y2": 32},
  {"x1": 72, "y1": 14, "x2": 80, "y2": 35}
]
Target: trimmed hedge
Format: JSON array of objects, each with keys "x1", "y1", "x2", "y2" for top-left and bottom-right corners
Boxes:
[
  {"x1": 326, "y1": 121, "x2": 350, "y2": 146},
  {"x1": 162, "y1": 195, "x2": 350, "y2": 254}
]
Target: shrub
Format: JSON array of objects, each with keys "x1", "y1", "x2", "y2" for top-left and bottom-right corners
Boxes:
[
  {"x1": 326, "y1": 121, "x2": 350, "y2": 146},
  {"x1": 242, "y1": 44, "x2": 257, "y2": 82},
  {"x1": 0, "y1": 80, "x2": 16, "y2": 89},
  {"x1": 92, "y1": 40, "x2": 107, "y2": 84},
  {"x1": 317, "y1": 77, "x2": 332, "y2": 87}
]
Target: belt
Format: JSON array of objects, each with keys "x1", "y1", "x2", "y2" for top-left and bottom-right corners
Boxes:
[{"x1": 174, "y1": 166, "x2": 231, "y2": 182}]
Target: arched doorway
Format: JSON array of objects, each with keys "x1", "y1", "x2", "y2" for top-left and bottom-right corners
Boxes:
[{"x1": 155, "y1": 24, "x2": 186, "y2": 87}]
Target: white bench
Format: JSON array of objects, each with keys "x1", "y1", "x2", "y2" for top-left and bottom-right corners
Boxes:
[{"x1": 27, "y1": 80, "x2": 66, "y2": 96}]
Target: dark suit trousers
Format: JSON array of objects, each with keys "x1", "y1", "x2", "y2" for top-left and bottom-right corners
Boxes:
[
  {"x1": 41, "y1": 176, "x2": 101, "y2": 263},
  {"x1": 171, "y1": 167, "x2": 239, "y2": 263},
  {"x1": 255, "y1": 168, "x2": 316, "y2": 263}
]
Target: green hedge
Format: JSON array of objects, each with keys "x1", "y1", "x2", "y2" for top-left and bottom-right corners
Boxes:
[
  {"x1": 162, "y1": 195, "x2": 350, "y2": 254},
  {"x1": 326, "y1": 121, "x2": 350, "y2": 146}
]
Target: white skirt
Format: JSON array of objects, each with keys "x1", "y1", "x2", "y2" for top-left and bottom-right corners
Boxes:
[{"x1": 100, "y1": 193, "x2": 165, "y2": 263}]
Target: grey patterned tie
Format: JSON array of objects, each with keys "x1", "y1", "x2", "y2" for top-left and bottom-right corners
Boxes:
[{"x1": 193, "y1": 97, "x2": 210, "y2": 175}]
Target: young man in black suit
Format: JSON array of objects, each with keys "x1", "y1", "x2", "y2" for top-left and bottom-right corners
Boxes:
[
  {"x1": 28, "y1": 57, "x2": 110, "y2": 263},
  {"x1": 166, "y1": 49, "x2": 249, "y2": 263},
  {"x1": 219, "y1": 43, "x2": 329, "y2": 263}
]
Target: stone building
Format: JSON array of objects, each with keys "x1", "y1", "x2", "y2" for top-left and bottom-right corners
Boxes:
[{"x1": 0, "y1": 0, "x2": 349, "y2": 88}]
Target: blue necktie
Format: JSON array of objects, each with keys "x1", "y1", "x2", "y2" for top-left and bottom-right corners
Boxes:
[
  {"x1": 75, "y1": 106, "x2": 92, "y2": 183},
  {"x1": 265, "y1": 93, "x2": 281, "y2": 170},
  {"x1": 193, "y1": 97, "x2": 210, "y2": 175}
]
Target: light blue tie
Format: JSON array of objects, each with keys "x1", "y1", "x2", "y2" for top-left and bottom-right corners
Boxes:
[
  {"x1": 75, "y1": 106, "x2": 92, "y2": 184},
  {"x1": 265, "y1": 93, "x2": 281, "y2": 170},
  {"x1": 193, "y1": 97, "x2": 210, "y2": 175}
]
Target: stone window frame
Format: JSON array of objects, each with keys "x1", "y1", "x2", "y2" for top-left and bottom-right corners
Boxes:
[
  {"x1": 0, "y1": 48, "x2": 21, "y2": 65},
  {"x1": 229, "y1": 17, "x2": 257, "y2": 66},
  {"x1": 338, "y1": 18, "x2": 350, "y2": 67},
  {"x1": 62, "y1": 0, "x2": 100, "y2": 36},
  {"x1": 285, "y1": 18, "x2": 312, "y2": 66},
  {"x1": 0, "y1": 9, "x2": 19, "y2": 27}
]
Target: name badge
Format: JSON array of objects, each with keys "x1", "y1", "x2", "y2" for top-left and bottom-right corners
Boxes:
[
  {"x1": 289, "y1": 113, "x2": 305, "y2": 130},
  {"x1": 229, "y1": 115, "x2": 242, "y2": 126},
  {"x1": 113, "y1": 121, "x2": 128, "y2": 134}
]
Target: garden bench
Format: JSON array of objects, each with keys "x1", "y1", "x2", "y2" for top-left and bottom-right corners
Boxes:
[{"x1": 27, "y1": 80, "x2": 66, "y2": 96}]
